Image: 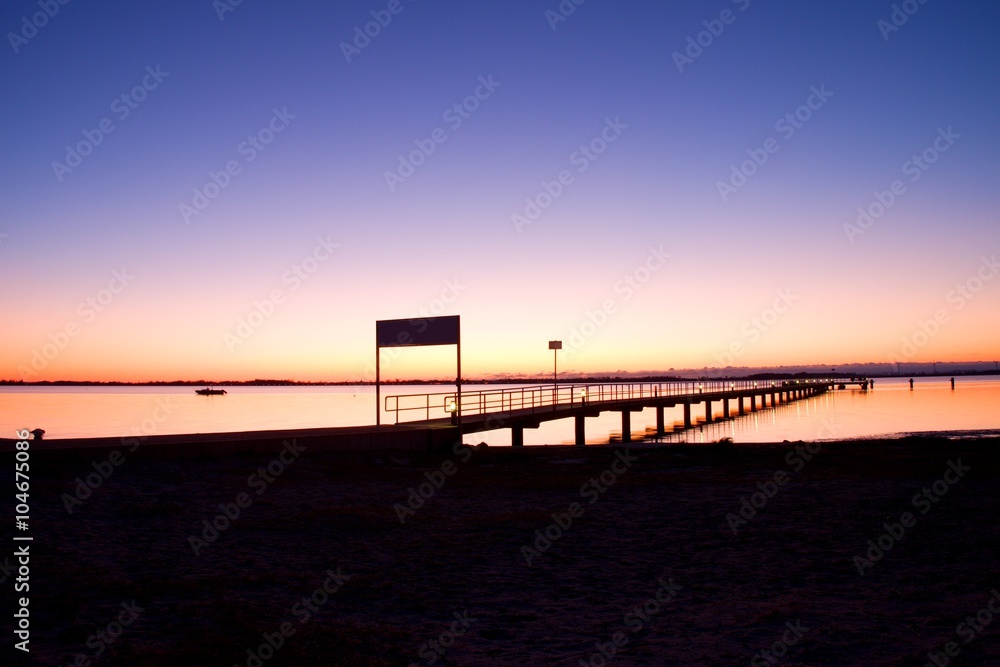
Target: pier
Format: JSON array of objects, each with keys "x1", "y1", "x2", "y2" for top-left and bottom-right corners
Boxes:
[
  {"x1": 2, "y1": 378, "x2": 870, "y2": 461},
  {"x1": 386, "y1": 377, "x2": 869, "y2": 446}
]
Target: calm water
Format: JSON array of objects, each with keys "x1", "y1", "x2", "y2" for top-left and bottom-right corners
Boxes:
[{"x1": 2, "y1": 377, "x2": 998, "y2": 445}]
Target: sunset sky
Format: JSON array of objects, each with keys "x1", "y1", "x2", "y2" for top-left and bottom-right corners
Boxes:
[{"x1": 2, "y1": 1, "x2": 998, "y2": 382}]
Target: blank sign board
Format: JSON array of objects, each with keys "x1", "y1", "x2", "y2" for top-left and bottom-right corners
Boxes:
[{"x1": 376, "y1": 315, "x2": 460, "y2": 348}]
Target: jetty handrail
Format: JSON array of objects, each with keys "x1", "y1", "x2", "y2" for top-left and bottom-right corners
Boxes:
[{"x1": 383, "y1": 378, "x2": 842, "y2": 425}]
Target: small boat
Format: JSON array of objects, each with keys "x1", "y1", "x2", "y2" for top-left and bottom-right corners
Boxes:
[{"x1": 195, "y1": 387, "x2": 227, "y2": 395}]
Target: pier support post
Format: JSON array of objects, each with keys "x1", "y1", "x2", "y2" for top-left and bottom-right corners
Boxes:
[
  {"x1": 723, "y1": 399, "x2": 730, "y2": 419},
  {"x1": 751, "y1": 395, "x2": 757, "y2": 412},
  {"x1": 704, "y1": 400, "x2": 712, "y2": 424},
  {"x1": 575, "y1": 415, "x2": 586, "y2": 447},
  {"x1": 512, "y1": 426, "x2": 524, "y2": 448},
  {"x1": 621, "y1": 411, "x2": 632, "y2": 443},
  {"x1": 683, "y1": 402, "x2": 692, "y2": 428},
  {"x1": 656, "y1": 406, "x2": 665, "y2": 437},
  {"x1": 738, "y1": 396, "x2": 745, "y2": 415}
]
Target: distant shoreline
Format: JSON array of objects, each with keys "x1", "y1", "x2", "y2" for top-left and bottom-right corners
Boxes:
[{"x1": 2, "y1": 369, "x2": 999, "y2": 387}]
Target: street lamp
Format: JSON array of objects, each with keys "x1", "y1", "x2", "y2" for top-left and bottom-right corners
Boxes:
[{"x1": 548, "y1": 341, "x2": 562, "y2": 389}]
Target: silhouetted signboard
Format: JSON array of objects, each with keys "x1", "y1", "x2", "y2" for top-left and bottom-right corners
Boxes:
[
  {"x1": 548, "y1": 340, "x2": 562, "y2": 350},
  {"x1": 374, "y1": 315, "x2": 461, "y2": 431},
  {"x1": 376, "y1": 316, "x2": 460, "y2": 348}
]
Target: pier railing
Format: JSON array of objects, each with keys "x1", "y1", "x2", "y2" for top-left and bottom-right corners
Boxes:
[{"x1": 384, "y1": 378, "x2": 834, "y2": 425}]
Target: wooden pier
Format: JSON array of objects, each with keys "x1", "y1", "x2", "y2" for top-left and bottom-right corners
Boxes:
[{"x1": 385, "y1": 378, "x2": 870, "y2": 447}]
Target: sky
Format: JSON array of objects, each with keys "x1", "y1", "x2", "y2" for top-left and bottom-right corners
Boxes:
[{"x1": 2, "y1": 0, "x2": 999, "y2": 382}]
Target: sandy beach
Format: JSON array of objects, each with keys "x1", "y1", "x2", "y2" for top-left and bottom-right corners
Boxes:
[{"x1": 10, "y1": 437, "x2": 1000, "y2": 665}]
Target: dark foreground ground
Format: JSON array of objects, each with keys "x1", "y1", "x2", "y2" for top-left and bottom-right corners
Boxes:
[{"x1": 4, "y1": 437, "x2": 1000, "y2": 666}]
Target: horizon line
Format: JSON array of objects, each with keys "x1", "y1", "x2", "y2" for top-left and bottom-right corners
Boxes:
[{"x1": 3, "y1": 362, "x2": 998, "y2": 386}]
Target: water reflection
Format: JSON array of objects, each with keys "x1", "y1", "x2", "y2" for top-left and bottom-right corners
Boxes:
[{"x1": 1, "y1": 377, "x2": 998, "y2": 444}]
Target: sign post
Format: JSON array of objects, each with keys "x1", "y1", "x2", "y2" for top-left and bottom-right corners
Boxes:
[{"x1": 375, "y1": 316, "x2": 462, "y2": 444}]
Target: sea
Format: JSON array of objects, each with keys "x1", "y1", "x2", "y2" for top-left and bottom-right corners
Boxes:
[{"x1": 2, "y1": 376, "x2": 999, "y2": 446}]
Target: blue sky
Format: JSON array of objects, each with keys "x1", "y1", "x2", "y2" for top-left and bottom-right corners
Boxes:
[{"x1": 2, "y1": 0, "x2": 999, "y2": 381}]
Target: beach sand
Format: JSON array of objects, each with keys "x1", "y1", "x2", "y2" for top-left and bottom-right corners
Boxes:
[{"x1": 12, "y1": 437, "x2": 1000, "y2": 665}]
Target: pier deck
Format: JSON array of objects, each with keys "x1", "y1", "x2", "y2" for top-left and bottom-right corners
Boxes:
[{"x1": 386, "y1": 378, "x2": 869, "y2": 446}]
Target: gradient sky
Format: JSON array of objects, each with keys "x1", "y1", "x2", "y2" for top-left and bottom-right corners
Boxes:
[{"x1": 2, "y1": 1, "x2": 999, "y2": 382}]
